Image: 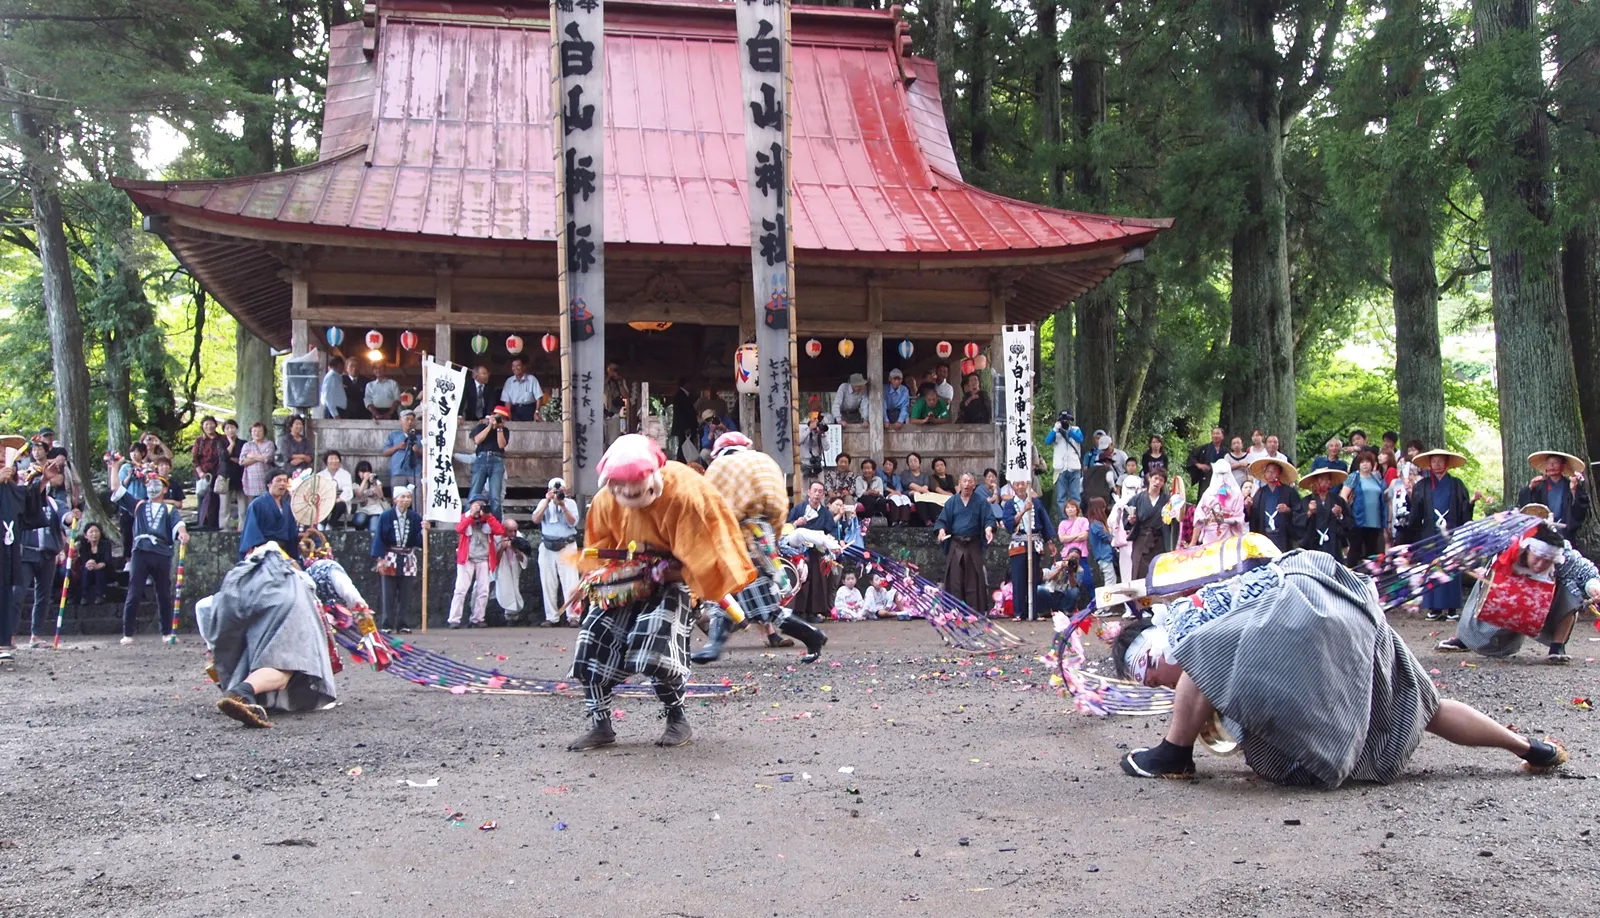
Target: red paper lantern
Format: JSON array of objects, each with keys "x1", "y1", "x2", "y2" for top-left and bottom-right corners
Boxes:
[
  {"x1": 398, "y1": 330, "x2": 418, "y2": 351},
  {"x1": 541, "y1": 333, "x2": 559, "y2": 353},
  {"x1": 364, "y1": 330, "x2": 383, "y2": 350},
  {"x1": 506, "y1": 334, "x2": 525, "y2": 355},
  {"x1": 963, "y1": 342, "x2": 980, "y2": 360},
  {"x1": 974, "y1": 354, "x2": 989, "y2": 371},
  {"x1": 805, "y1": 338, "x2": 822, "y2": 358},
  {"x1": 935, "y1": 340, "x2": 952, "y2": 359},
  {"x1": 961, "y1": 358, "x2": 976, "y2": 376}
]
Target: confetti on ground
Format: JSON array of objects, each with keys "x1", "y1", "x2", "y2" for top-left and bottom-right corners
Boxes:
[
  {"x1": 404, "y1": 777, "x2": 439, "y2": 788},
  {"x1": 346, "y1": 767, "x2": 363, "y2": 777},
  {"x1": 479, "y1": 821, "x2": 497, "y2": 831},
  {"x1": 839, "y1": 766, "x2": 855, "y2": 774}
]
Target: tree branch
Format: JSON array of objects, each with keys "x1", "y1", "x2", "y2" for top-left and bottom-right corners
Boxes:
[
  {"x1": 1282, "y1": 0, "x2": 1350, "y2": 120},
  {"x1": 0, "y1": 13, "x2": 143, "y2": 22}
]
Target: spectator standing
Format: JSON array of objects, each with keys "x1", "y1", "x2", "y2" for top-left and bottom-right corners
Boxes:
[
  {"x1": 833, "y1": 374, "x2": 868, "y2": 424},
  {"x1": 364, "y1": 361, "x2": 400, "y2": 420},
  {"x1": 883, "y1": 368, "x2": 910, "y2": 428},
  {"x1": 1001, "y1": 483, "x2": 1051, "y2": 620},
  {"x1": 351, "y1": 461, "x2": 388, "y2": 531},
  {"x1": 935, "y1": 473, "x2": 994, "y2": 614},
  {"x1": 320, "y1": 355, "x2": 349, "y2": 418},
  {"x1": 154, "y1": 458, "x2": 184, "y2": 508},
  {"x1": 141, "y1": 432, "x2": 174, "y2": 466},
  {"x1": 277, "y1": 415, "x2": 313, "y2": 476},
  {"x1": 1310, "y1": 438, "x2": 1349, "y2": 472},
  {"x1": 449, "y1": 493, "x2": 505, "y2": 629},
  {"x1": 317, "y1": 450, "x2": 354, "y2": 526},
  {"x1": 371, "y1": 485, "x2": 423, "y2": 632},
  {"x1": 469, "y1": 405, "x2": 510, "y2": 516},
  {"x1": 74, "y1": 522, "x2": 111, "y2": 605},
  {"x1": 669, "y1": 377, "x2": 700, "y2": 463},
  {"x1": 110, "y1": 472, "x2": 188, "y2": 644},
  {"x1": 383, "y1": 409, "x2": 423, "y2": 491},
  {"x1": 190, "y1": 415, "x2": 227, "y2": 529},
  {"x1": 603, "y1": 362, "x2": 629, "y2": 440},
  {"x1": 533, "y1": 477, "x2": 581, "y2": 627},
  {"x1": 693, "y1": 383, "x2": 728, "y2": 423},
  {"x1": 237, "y1": 422, "x2": 276, "y2": 532},
  {"x1": 219, "y1": 418, "x2": 245, "y2": 531},
  {"x1": 115, "y1": 441, "x2": 150, "y2": 557},
  {"x1": 342, "y1": 361, "x2": 368, "y2": 420},
  {"x1": 500, "y1": 357, "x2": 544, "y2": 421},
  {"x1": 956, "y1": 373, "x2": 990, "y2": 424},
  {"x1": 1225, "y1": 435, "x2": 1251, "y2": 491},
  {"x1": 1340, "y1": 451, "x2": 1390, "y2": 563},
  {"x1": 1186, "y1": 427, "x2": 1228, "y2": 489},
  {"x1": 933, "y1": 363, "x2": 955, "y2": 401},
  {"x1": 1084, "y1": 497, "x2": 1117, "y2": 592},
  {"x1": 1045, "y1": 410, "x2": 1084, "y2": 514},
  {"x1": 1140, "y1": 435, "x2": 1170, "y2": 479},
  {"x1": 16, "y1": 474, "x2": 71, "y2": 644},
  {"x1": 462, "y1": 364, "x2": 495, "y2": 422}
]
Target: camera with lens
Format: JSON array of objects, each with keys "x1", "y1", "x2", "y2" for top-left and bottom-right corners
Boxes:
[{"x1": 1056, "y1": 411, "x2": 1074, "y2": 429}]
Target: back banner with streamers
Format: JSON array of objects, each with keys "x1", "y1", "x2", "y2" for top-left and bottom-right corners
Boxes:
[
  {"x1": 1001, "y1": 325, "x2": 1035, "y2": 484},
  {"x1": 421, "y1": 357, "x2": 466, "y2": 523}
]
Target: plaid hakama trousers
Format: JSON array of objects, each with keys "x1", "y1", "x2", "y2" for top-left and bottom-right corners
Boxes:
[
  {"x1": 734, "y1": 519, "x2": 787, "y2": 627},
  {"x1": 571, "y1": 582, "x2": 693, "y2": 721}
]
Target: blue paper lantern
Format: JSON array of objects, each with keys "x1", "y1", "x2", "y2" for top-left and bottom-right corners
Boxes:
[
  {"x1": 325, "y1": 326, "x2": 345, "y2": 348},
  {"x1": 897, "y1": 339, "x2": 914, "y2": 360}
]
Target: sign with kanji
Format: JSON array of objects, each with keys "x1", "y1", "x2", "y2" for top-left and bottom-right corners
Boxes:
[
  {"x1": 1001, "y1": 325, "x2": 1035, "y2": 484},
  {"x1": 553, "y1": 0, "x2": 606, "y2": 494},
  {"x1": 421, "y1": 357, "x2": 466, "y2": 523},
  {"x1": 736, "y1": 0, "x2": 796, "y2": 471}
]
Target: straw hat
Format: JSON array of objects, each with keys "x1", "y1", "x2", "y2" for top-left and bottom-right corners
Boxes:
[
  {"x1": 1527, "y1": 450, "x2": 1584, "y2": 476},
  {"x1": 1519, "y1": 503, "x2": 1552, "y2": 520},
  {"x1": 1413, "y1": 449, "x2": 1467, "y2": 471},
  {"x1": 1248, "y1": 456, "x2": 1299, "y2": 485},
  {"x1": 1298, "y1": 467, "x2": 1347, "y2": 490}
]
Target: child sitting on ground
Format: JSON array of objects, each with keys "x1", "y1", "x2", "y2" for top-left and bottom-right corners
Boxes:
[
  {"x1": 832, "y1": 570, "x2": 866, "y2": 621},
  {"x1": 863, "y1": 571, "x2": 906, "y2": 619}
]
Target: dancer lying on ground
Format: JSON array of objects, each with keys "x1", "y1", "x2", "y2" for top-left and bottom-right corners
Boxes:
[
  {"x1": 1113, "y1": 550, "x2": 1568, "y2": 784},
  {"x1": 1438, "y1": 519, "x2": 1597, "y2": 664}
]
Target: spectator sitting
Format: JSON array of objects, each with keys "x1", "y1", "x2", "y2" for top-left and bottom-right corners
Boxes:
[
  {"x1": 822, "y1": 452, "x2": 858, "y2": 507},
  {"x1": 364, "y1": 360, "x2": 400, "y2": 419},
  {"x1": 836, "y1": 498, "x2": 865, "y2": 550},
  {"x1": 956, "y1": 373, "x2": 990, "y2": 423},
  {"x1": 856, "y1": 458, "x2": 887, "y2": 519},
  {"x1": 881, "y1": 457, "x2": 916, "y2": 527},
  {"x1": 350, "y1": 460, "x2": 388, "y2": 531},
  {"x1": 975, "y1": 467, "x2": 1008, "y2": 525},
  {"x1": 383, "y1": 409, "x2": 423, "y2": 491},
  {"x1": 833, "y1": 373, "x2": 868, "y2": 425},
  {"x1": 1035, "y1": 549, "x2": 1096, "y2": 615},
  {"x1": 933, "y1": 363, "x2": 955, "y2": 401},
  {"x1": 883, "y1": 368, "x2": 910, "y2": 428},
  {"x1": 278, "y1": 415, "x2": 313, "y2": 475},
  {"x1": 74, "y1": 521, "x2": 111, "y2": 605},
  {"x1": 832, "y1": 571, "x2": 866, "y2": 621},
  {"x1": 908, "y1": 384, "x2": 950, "y2": 425},
  {"x1": 863, "y1": 571, "x2": 906, "y2": 619},
  {"x1": 317, "y1": 450, "x2": 354, "y2": 526}
]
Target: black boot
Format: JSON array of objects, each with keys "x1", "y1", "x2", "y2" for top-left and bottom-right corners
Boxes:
[
  {"x1": 567, "y1": 716, "x2": 617, "y2": 751},
  {"x1": 779, "y1": 616, "x2": 828, "y2": 664},
  {"x1": 691, "y1": 610, "x2": 731, "y2": 664},
  {"x1": 655, "y1": 708, "x2": 692, "y2": 747}
]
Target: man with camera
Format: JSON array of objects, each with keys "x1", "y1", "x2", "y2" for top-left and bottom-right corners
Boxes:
[
  {"x1": 534, "y1": 477, "x2": 581, "y2": 626},
  {"x1": 449, "y1": 492, "x2": 506, "y2": 629},
  {"x1": 1044, "y1": 410, "x2": 1084, "y2": 519},
  {"x1": 382, "y1": 409, "x2": 423, "y2": 492},
  {"x1": 798, "y1": 414, "x2": 828, "y2": 483},
  {"x1": 469, "y1": 404, "x2": 511, "y2": 517}
]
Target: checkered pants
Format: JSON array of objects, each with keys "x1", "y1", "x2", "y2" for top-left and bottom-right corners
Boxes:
[
  {"x1": 736, "y1": 519, "x2": 788, "y2": 627},
  {"x1": 570, "y1": 583, "x2": 692, "y2": 721}
]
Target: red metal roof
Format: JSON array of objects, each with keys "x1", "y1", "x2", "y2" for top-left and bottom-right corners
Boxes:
[{"x1": 119, "y1": 0, "x2": 1168, "y2": 259}]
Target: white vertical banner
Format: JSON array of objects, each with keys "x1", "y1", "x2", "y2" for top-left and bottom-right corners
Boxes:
[
  {"x1": 735, "y1": 0, "x2": 796, "y2": 474},
  {"x1": 421, "y1": 357, "x2": 467, "y2": 523},
  {"x1": 554, "y1": 0, "x2": 606, "y2": 494},
  {"x1": 1001, "y1": 325, "x2": 1035, "y2": 484}
]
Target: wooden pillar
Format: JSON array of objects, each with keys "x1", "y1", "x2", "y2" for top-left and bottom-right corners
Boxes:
[
  {"x1": 739, "y1": 280, "x2": 756, "y2": 448},
  {"x1": 866, "y1": 279, "x2": 885, "y2": 465},
  {"x1": 433, "y1": 269, "x2": 453, "y2": 367},
  {"x1": 990, "y1": 280, "x2": 1008, "y2": 481},
  {"x1": 290, "y1": 272, "x2": 310, "y2": 357}
]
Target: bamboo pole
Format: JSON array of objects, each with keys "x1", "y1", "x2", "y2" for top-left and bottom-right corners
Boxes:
[
  {"x1": 783, "y1": 0, "x2": 801, "y2": 503},
  {"x1": 420, "y1": 349, "x2": 430, "y2": 634},
  {"x1": 552, "y1": 3, "x2": 575, "y2": 492}
]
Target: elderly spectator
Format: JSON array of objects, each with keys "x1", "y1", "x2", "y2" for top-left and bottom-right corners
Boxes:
[
  {"x1": 833, "y1": 373, "x2": 868, "y2": 425},
  {"x1": 351, "y1": 460, "x2": 388, "y2": 531},
  {"x1": 317, "y1": 450, "x2": 354, "y2": 526},
  {"x1": 462, "y1": 364, "x2": 495, "y2": 422},
  {"x1": 237, "y1": 421, "x2": 276, "y2": 532},
  {"x1": 884, "y1": 368, "x2": 910, "y2": 428},
  {"x1": 277, "y1": 415, "x2": 313, "y2": 475},
  {"x1": 936, "y1": 472, "x2": 994, "y2": 612},
  {"x1": 190, "y1": 415, "x2": 228, "y2": 529},
  {"x1": 383, "y1": 409, "x2": 423, "y2": 490},
  {"x1": 881, "y1": 456, "x2": 916, "y2": 526},
  {"x1": 956, "y1": 373, "x2": 990, "y2": 424},
  {"x1": 822, "y1": 452, "x2": 858, "y2": 506},
  {"x1": 364, "y1": 361, "x2": 400, "y2": 420},
  {"x1": 856, "y1": 458, "x2": 887, "y2": 519},
  {"x1": 320, "y1": 355, "x2": 348, "y2": 419},
  {"x1": 501, "y1": 357, "x2": 544, "y2": 421},
  {"x1": 909, "y1": 384, "x2": 950, "y2": 425},
  {"x1": 1311, "y1": 437, "x2": 1350, "y2": 472},
  {"x1": 371, "y1": 485, "x2": 423, "y2": 633}
]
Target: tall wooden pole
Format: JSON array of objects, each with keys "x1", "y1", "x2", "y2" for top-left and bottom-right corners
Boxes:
[{"x1": 420, "y1": 350, "x2": 430, "y2": 633}]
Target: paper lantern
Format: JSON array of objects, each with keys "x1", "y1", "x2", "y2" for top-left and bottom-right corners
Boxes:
[
  {"x1": 974, "y1": 354, "x2": 989, "y2": 371},
  {"x1": 470, "y1": 334, "x2": 489, "y2": 355},
  {"x1": 936, "y1": 340, "x2": 953, "y2": 359},
  {"x1": 365, "y1": 330, "x2": 383, "y2": 350},
  {"x1": 805, "y1": 338, "x2": 822, "y2": 358},
  {"x1": 961, "y1": 358, "x2": 976, "y2": 376},
  {"x1": 399, "y1": 330, "x2": 418, "y2": 351},
  {"x1": 506, "y1": 334, "x2": 525, "y2": 355},
  {"x1": 963, "y1": 342, "x2": 980, "y2": 360},
  {"x1": 628, "y1": 321, "x2": 673, "y2": 332},
  {"x1": 324, "y1": 327, "x2": 345, "y2": 348},
  {"x1": 541, "y1": 333, "x2": 559, "y2": 354},
  {"x1": 735, "y1": 343, "x2": 760, "y2": 394},
  {"x1": 837, "y1": 338, "x2": 855, "y2": 358},
  {"x1": 897, "y1": 339, "x2": 914, "y2": 360},
  {"x1": 399, "y1": 390, "x2": 415, "y2": 409}
]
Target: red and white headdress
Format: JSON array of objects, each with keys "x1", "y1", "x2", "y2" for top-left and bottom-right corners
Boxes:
[{"x1": 597, "y1": 434, "x2": 666, "y2": 485}]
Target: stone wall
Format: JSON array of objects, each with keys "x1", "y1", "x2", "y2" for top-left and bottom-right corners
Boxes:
[{"x1": 77, "y1": 525, "x2": 1013, "y2": 635}]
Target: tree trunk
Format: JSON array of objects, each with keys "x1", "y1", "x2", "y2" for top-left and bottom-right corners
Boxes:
[
  {"x1": 968, "y1": 0, "x2": 994, "y2": 171},
  {"x1": 104, "y1": 330, "x2": 132, "y2": 455},
  {"x1": 1390, "y1": 205, "x2": 1446, "y2": 448},
  {"x1": 1053, "y1": 306, "x2": 1075, "y2": 420},
  {"x1": 1069, "y1": 0, "x2": 1116, "y2": 440},
  {"x1": 1471, "y1": 0, "x2": 1586, "y2": 500},
  {"x1": 1215, "y1": 1, "x2": 1296, "y2": 442},
  {"x1": 933, "y1": 0, "x2": 957, "y2": 136},
  {"x1": 1118, "y1": 275, "x2": 1161, "y2": 436},
  {"x1": 1037, "y1": 0, "x2": 1064, "y2": 202},
  {"x1": 1558, "y1": 1, "x2": 1600, "y2": 467},
  {"x1": 235, "y1": 321, "x2": 277, "y2": 434}
]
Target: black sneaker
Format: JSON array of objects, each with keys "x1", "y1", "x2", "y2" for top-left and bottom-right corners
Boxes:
[{"x1": 1425, "y1": 610, "x2": 1446, "y2": 621}]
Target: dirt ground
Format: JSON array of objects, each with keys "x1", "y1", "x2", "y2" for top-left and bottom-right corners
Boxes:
[{"x1": 2, "y1": 615, "x2": 1597, "y2": 918}]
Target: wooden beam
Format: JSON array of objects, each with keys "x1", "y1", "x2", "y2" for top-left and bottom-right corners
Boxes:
[
  {"x1": 296, "y1": 305, "x2": 560, "y2": 330},
  {"x1": 866, "y1": 278, "x2": 884, "y2": 466},
  {"x1": 309, "y1": 271, "x2": 435, "y2": 298},
  {"x1": 434, "y1": 322, "x2": 452, "y2": 367},
  {"x1": 802, "y1": 320, "x2": 999, "y2": 337},
  {"x1": 435, "y1": 268, "x2": 453, "y2": 316},
  {"x1": 291, "y1": 269, "x2": 310, "y2": 356}
]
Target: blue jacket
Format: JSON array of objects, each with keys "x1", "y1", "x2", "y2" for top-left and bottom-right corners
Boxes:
[
  {"x1": 370, "y1": 507, "x2": 425, "y2": 557},
  {"x1": 1001, "y1": 496, "x2": 1051, "y2": 536},
  {"x1": 1086, "y1": 520, "x2": 1115, "y2": 563},
  {"x1": 787, "y1": 501, "x2": 840, "y2": 538}
]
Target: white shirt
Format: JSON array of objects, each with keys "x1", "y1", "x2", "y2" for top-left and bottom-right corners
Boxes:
[
  {"x1": 935, "y1": 380, "x2": 955, "y2": 401},
  {"x1": 320, "y1": 369, "x2": 347, "y2": 416},
  {"x1": 501, "y1": 373, "x2": 543, "y2": 406},
  {"x1": 833, "y1": 384, "x2": 867, "y2": 418},
  {"x1": 318, "y1": 467, "x2": 353, "y2": 503},
  {"x1": 364, "y1": 377, "x2": 399, "y2": 409}
]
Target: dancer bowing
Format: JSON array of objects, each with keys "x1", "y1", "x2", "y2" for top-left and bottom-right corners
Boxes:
[{"x1": 567, "y1": 435, "x2": 757, "y2": 751}]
